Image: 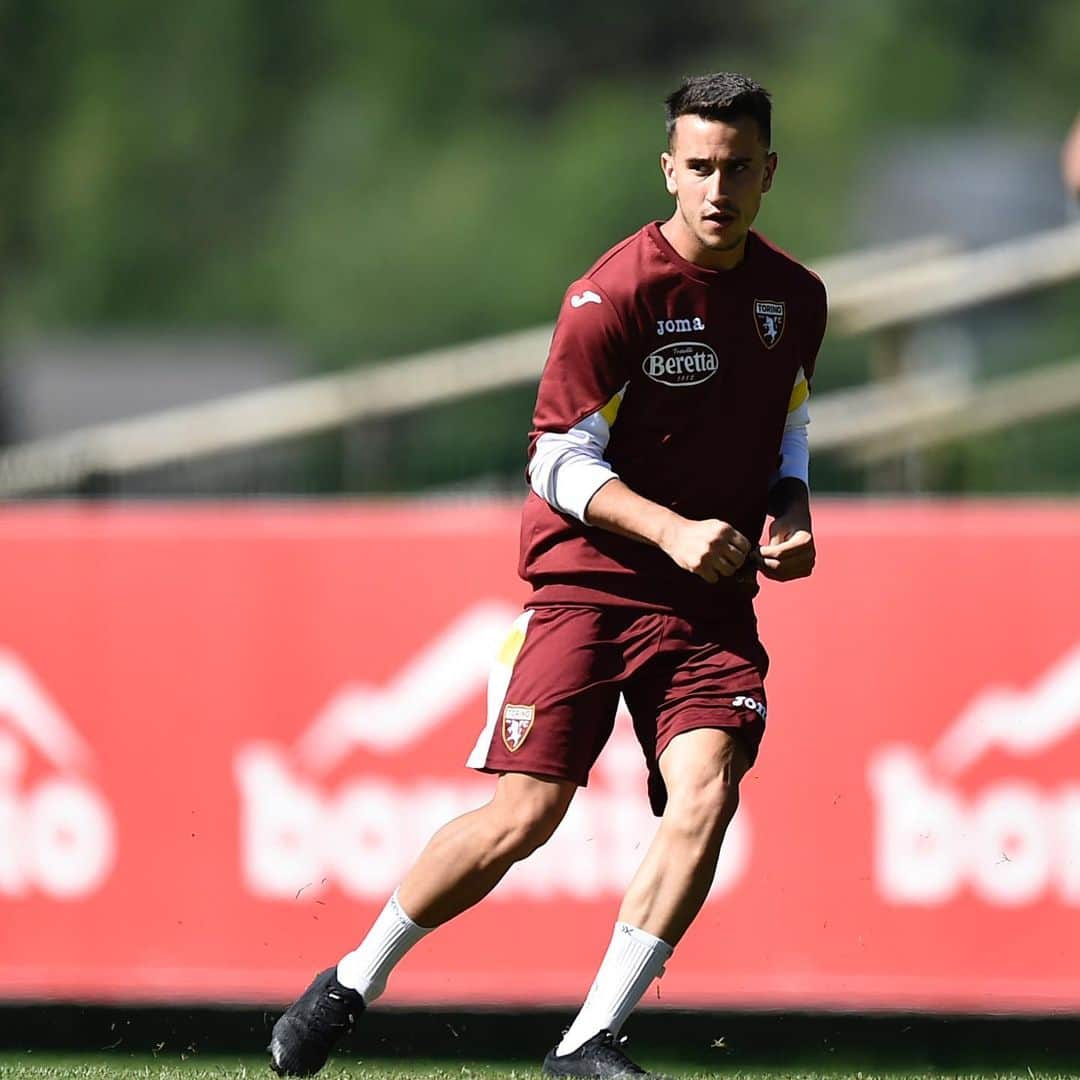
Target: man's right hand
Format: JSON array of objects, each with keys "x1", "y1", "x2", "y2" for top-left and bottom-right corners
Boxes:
[
  {"x1": 658, "y1": 517, "x2": 752, "y2": 583},
  {"x1": 583, "y1": 480, "x2": 751, "y2": 582}
]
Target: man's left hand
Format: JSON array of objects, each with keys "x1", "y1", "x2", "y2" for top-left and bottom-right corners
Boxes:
[{"x1": 757, "y1": 518, "x2": 815, "y2": 582}]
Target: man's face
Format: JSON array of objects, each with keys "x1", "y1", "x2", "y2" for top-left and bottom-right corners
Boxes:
[{"x1": 660, "y1": 113, "x2": 777, "y2": 268}]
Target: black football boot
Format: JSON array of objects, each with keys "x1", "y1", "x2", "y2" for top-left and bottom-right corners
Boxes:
[
  {"x1": 268, "y1": 967, "x2": 365, "y2": 1076},
  {"x1": 543, "y1": 1030, "x2": 666, "y2": 1078}
]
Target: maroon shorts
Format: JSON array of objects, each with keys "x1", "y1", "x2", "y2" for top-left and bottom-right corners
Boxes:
[{"x1": 466, "y1": 604, "x2": 769, "y2": 815}]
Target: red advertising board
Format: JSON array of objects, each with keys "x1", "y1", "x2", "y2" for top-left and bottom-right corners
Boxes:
[{"x1": 1, "y1": 500, "x2": 1079, "y2": 1011}]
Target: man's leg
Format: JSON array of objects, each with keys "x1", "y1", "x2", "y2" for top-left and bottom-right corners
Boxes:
[
  {"x1": 551, "y1": 728, "x2": 746, "y2": 1064},
  {"x1": 272, "y1": 771, "x2": 575, "y2": 1077},
  {"x1": 618, "y1": 727, "x2": 748, "y2": 942},
  {"x1": 275, "y1": 603, "x2": 625, "y2": 1076},
  {"x1": 339, "y1": 771, "x2": 576, "y2": 998}
]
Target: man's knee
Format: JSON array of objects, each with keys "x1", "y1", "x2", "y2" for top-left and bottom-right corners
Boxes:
[
  {"x1": 659, "y1": 729, "x2": 748, "y2": 845},
  {"x1": 667, "y1": 771, "x2": 740, "y2": 841},
  {"x1": 488, "y1": 775, "x2": 575, "y2": 861}
]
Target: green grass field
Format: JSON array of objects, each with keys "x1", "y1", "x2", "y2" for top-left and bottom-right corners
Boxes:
[
  {"x1": 6, "y1": 1010, "x2": 1080, "y2": 1080},
  {"x1": 2, "y1": 1056, "x2": 1080, "y2": 1080}
]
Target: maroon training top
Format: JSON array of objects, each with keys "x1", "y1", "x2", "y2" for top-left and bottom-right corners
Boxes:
[{"x1": 519, "y1": 221, "x2": 828, "y2": 622}]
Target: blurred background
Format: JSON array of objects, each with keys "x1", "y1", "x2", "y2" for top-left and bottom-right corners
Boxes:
[
  {"x1": 2, "y1": 1, "x2": 1080, "y2": 1074},
  {"x1": 1, "y1": 0, "x2": 1078, "y2": 498}
]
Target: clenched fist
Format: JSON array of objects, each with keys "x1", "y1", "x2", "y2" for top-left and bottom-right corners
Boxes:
[{"x1": 659, "y1": 518, "x2": 751, "y2": 583}]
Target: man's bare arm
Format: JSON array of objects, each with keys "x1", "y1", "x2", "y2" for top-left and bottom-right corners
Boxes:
[{"x1": 584, "y1": 478, "x2": 751, "y2": 584}]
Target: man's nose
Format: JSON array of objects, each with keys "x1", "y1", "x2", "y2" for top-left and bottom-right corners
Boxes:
[{"x1": 707, "y1": 170, "x2": 729, "y2": 203}]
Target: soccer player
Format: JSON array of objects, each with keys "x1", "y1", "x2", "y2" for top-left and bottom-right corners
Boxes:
[
  {"x1": 1064, "y1": 111, "x2": 1080, "y2": 219},
  {"x1": 270, "y1": 71, "x2": 826, "y2": 1079}
]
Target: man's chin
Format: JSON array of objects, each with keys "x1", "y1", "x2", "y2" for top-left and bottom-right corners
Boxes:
[{"x1": 699, "y1": 230, "x2": 745, "y2": 252}]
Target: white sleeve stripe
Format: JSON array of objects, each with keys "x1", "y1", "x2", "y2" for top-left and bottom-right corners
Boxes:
[
  {"x1": 784, "y1": 398, "x2": 810, "y2": 430},
  {"x1": 553, "y1": 460, "x2": 618, "y2": 521},
  {"x1": 771, "y1": 422, "x2": 809, "y2": 488},
  {"x1": 529, "y1": 398, "x2": 622, "y2": 523}
]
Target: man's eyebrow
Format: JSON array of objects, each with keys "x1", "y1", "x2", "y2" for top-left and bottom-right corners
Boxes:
[{"x1": 685, "y1": 154, "x2": 754, "y2": 166}]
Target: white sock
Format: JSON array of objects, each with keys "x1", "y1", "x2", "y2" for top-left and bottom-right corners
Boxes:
[
  {"x1": 336, "y1": 890, "x2": 431, "y2": 1005},
  {"x1": 556, "y1": 922, "x2": 673, "y2": 1056}
]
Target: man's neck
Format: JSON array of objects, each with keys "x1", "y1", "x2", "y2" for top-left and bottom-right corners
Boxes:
[{"x1": 660, "y1": 215, "x2": 747, "y2": 271}]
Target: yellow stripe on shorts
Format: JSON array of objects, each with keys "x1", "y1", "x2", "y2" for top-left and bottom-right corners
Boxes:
[{"x1": 496, "y1": 623, "x2": 528, "y2": 667}]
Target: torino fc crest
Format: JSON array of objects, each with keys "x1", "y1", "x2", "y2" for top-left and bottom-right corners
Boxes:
[
  {"x1": 502, "y1": 704, "x2": 535, "y2": 752},
  {"x1": 753, "y1": 299, "x2": 785, "y2": 349}
]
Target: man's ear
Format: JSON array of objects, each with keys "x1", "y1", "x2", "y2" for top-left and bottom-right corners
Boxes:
[
  {"x1": 660, "y1": 152, "x2": 678, "y2": 196},
  {"x1": 762, "y1": 151, "x2": 778, "y2": 194}
]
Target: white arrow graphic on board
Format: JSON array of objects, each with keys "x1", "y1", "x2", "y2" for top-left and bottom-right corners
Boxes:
[
  {"x1": 933, "y1": 642, "x2": 1080, "y2": 775},
  {"x1": 295, "y1": 600, "x2": 519, "y2": 772},
  {"x1": 0, "y1": 649, "x2": 92, "y2": 772}
]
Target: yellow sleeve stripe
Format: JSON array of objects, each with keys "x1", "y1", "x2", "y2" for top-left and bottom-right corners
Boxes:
[
  {"x1": 599, "y1": 390, "x2": 623, "y2": 427},
  {"x1": 787, "y1": 378, "x2": 809, "y2": 414}
]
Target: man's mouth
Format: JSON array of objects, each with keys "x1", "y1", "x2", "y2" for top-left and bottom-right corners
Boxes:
[{"x1": 704, "y1": 210, "x2": 737, "y2": 227}]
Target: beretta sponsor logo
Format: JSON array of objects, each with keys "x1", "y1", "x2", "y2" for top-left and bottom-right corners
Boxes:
[{"x1": 642, "y1": 341, "x2": 719, "y2": 387}]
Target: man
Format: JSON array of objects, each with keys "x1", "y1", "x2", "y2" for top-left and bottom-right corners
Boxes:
[
  {"x1": 1064, "y1": 111, "x2": 1080, "y2": 219},
  {"x1": 270, "y1": 71, "x2": 826, "y2": 1079}
]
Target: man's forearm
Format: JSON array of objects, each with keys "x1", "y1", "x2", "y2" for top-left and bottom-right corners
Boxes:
[
  {"x1": 767, "y1": 477, "x2": 811, "y2": 525},
  {"x1": 583, "y1": 477, "x2": 684, "y2": 549},
  {"x1": 582, "y1": 477, "x2": 752, "y2": 582}
]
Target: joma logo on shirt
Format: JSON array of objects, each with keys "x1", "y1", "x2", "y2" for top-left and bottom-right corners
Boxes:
[
  {"x1": 642, "y1": 342, "x2": 719, "y2": 387},
  {"x1": 656, "y1": 316, "x2": 705, "y2": 335}
]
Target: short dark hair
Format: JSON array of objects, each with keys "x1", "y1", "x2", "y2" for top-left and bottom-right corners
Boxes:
[{"x1": 665, "y1": 72, "x2": 772, "y2": 148}]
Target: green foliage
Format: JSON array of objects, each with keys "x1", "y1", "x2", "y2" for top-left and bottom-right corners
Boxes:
[{"x1": 1, "y1": 1, "x2": 1076, "y2": 492}]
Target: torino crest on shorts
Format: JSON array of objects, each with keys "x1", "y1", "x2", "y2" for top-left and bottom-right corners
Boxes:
[{"x1": 502, "y1": 704, "x2": 535, "y2": 752}]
